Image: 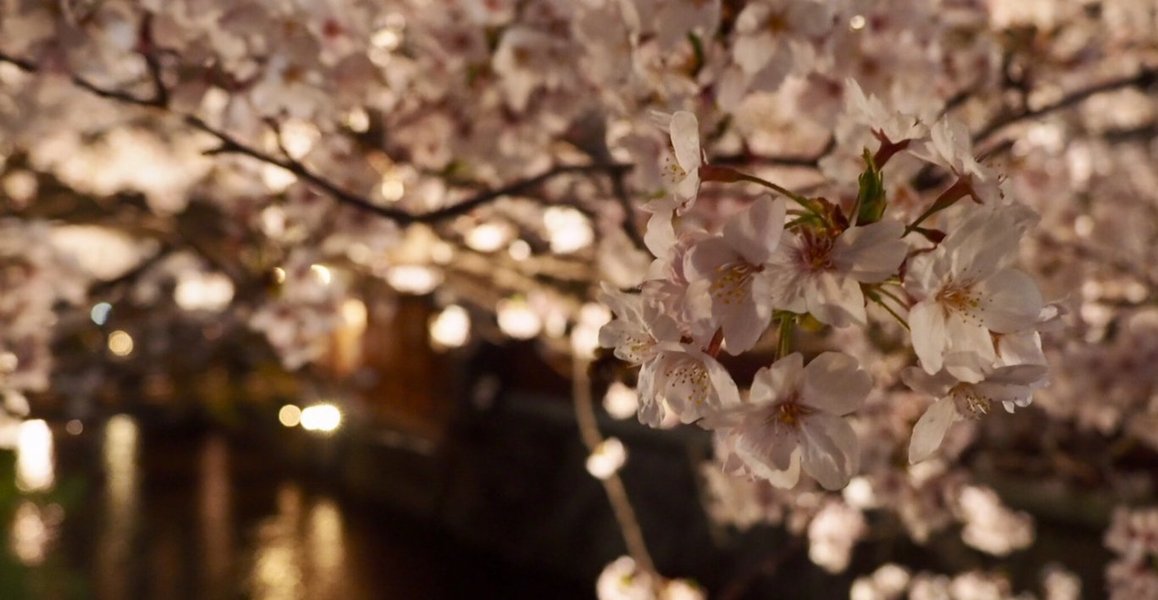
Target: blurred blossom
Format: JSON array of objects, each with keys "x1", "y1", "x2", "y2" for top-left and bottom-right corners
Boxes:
[
  {"x1": 430, "y1": 305, "x2": 470, "y2": 349},
  {"x1": 379, "y1": 176, "x2": 405, "y2": 202},
  {"x1": 544, "y1": 206, "x2": 594, "y2": 254},
  {"x1": 9, "y1": 501, "x2": 56, "y2": 566},
  {"x1": 465, "y1": 222, "x2": 514, "y2": 253},
  {"x1": 385, "y1": 265, "x2": 442, "y2": 295},
  {"x1": 586, "y1": 437, "x2": 627, "y2": 479},
  {"x1": 603, "y1": 382, "x2": 639, "y2": 420},
  {"x1": 277, "y1": 120, "x2": 320, "y2": 161},
  {"x1": 807, "y1": 501, "x2": 865, "y2": 573},
  {"x1": 2, "y1": 170, "x2": 37, "y2": 204},
  {"x1": 310, "y1": 264, "x2": 333, "y2": 286},
  {"x1": 958, "y1": 486, "x2": 1035, "y2": 556},
  {"x1": 262, "y1": 164, "x2": 297, "y2": 192},
  {"x1": 1041, "y1": 564, "x2": 1081, "y2": 600},
  {"x1": 497, "y1": 298, "x2": 541, "y2": 339},
  {"x1": 175, "y1": 271, "x2": 235, "y2": 312},
  {"x1": 50, "y1": 225, "x2": 150, "y2": 281},
  {"x1": 851, "y1": 564, "x2": 911, "y2": 600},
  {"x1": 572, "y1": 302, "x2": 611, "y2": 358},
  {"x1": 508, "y1": 239, "x2": 532, "y2": 261}
]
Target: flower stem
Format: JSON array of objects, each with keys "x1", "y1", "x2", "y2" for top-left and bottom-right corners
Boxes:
[
  {"x1": 904, "y1": 175, "x2": 972, "y2": 235},
  {"x1": 775, "y1": 315, "x2": 795, "y2": 360},
  {"x1": 869, "y1": 295, "x2": 910, "y2": 330},
  {"x1": 700, "y1": 165, "x2": 823, "y2": 221},
  {"x1": 875, "y1": 285, "x2": 909, "y2": 309}
]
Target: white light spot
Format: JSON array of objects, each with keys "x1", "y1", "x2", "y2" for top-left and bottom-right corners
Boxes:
[
  {"x1": 386, "y1": 265, "x2": 442, "y2": 294},
  {"x1": 465, "y1": 222, "x2": 512, "y2": 253},
  {"x1": 300, "y1": 404, "x2": 342, "y2": 434},
  {"x1": 16, "y1": 420, "x2": 54, "y2": 492}
]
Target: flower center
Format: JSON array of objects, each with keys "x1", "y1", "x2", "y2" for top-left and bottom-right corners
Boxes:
[
  {"x1": 710, "y1": 261, "x2": 763, "y2": 305},
  {"x1": 937, "y1": 283, "x2": 981, "y2": 314},
  {"x1": 663, "y1": 156, "x2": 688, "y2": 184},
  {"x1": 766, "y1": 396, "x2": 810, "y2": 427},
  {"x1": 665, "y1": 359, "x2": 710, "y2": 405},
  {"x1": 797, "y1": 230, "x2": 835, "y2": 272},
  {"x1": 951, "y1": 384, "x2": 990, "y2": 419}
]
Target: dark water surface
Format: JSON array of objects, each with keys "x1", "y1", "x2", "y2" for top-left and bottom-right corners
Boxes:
[{"x1": 7, "y1": 416, "x2": 589, "y2": 599}]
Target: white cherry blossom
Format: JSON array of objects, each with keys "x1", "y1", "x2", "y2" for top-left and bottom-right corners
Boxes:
[
  {"x1": 658, "y1": 111, "x2": 703, "y2": 212},
  {"x1": 761, "y1": 219, "x2": 909, "y2": 327},
  {"x1": 904, "y1": 354, "x2": 1048, "y2": 464},
  {"x1": 684, "y1": 195, "x2": 787, "y2": 353},
  {"x1": 709, "y1": 352, "x2": 872, "y2": 490},
  {"x1": 904, "y1": 207, "x2": 1043, "y2": 375}
]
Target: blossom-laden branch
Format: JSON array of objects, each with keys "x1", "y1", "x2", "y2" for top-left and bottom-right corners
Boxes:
[
  {"x1": 601, "y1": 98, "x2": 1052, "y2": 492},
  {"x1": 0, "y1": 47, "x2": 633, "y2": 230}
]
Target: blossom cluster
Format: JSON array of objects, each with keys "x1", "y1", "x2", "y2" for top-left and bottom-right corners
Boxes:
[
  {"x1": 599, "y1": 85, "x2": 1053, "y2": 492},
  {"x1": 1104, "y1": 506, "x2": 1158, "y2": 600}
]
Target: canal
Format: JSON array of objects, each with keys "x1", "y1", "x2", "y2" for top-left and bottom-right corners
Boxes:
[{"x1": 2, "y1": 415, "x2": 590, "y2": 599}]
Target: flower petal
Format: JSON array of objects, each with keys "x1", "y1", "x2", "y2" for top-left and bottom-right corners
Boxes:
[
  {"x1": 800, "y1": 414, "x2": 859, "y2": 490},
  {"x1": 909, "y1": 300, "x2": 947, "y2": 374},
  {"x1": 908, "y1": 396, "x2": 957, "y2": 464},
  {"x1": 835, "y1": 219, "x2": 908, "y2": 283},
  {"x1": 750, "y1": 353, "x2": 804, "y2": 405},
  {"x1": 900, "y1": 366, "x2": 956, "y2": 397},
  {"x1": 805, "y1": 271, "x2": 866, "y2": 327},
  {"x1": 670, "y1": 111, "x2": 702, "y2": 171},
  {"x1": 734, "y1": 418, "x2": 800, "y2": 473},
  {"x1": 802, "y1": 352, "x2": 871, "y2": 415},
  {"x1": 975, "y1": 268, "x2": 1043, "y2": 333},
  {"x1": 724, "y1": 195, "x2": 786, "y2": 266}
]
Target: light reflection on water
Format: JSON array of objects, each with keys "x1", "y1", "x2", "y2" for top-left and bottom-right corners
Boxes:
[
  {"x1": 15, "y1": 419, "x2": 54, "y2": 492},
  {"x1": 199, "y1": 435, "x2": 233, "y2": 593},
  {"x1": 5, "y1": 417, "x2": 586, "y2": 599},
  {"x1": 97, "y1": 414, "x2": 139, "y2": 600},
  {"x1": 251, "y1": 484, "x2": 348, "y2": 599}
]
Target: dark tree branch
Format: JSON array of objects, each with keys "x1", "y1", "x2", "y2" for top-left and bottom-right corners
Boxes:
[
  {"x1": 973, "y1": 65, "x2": 1158, "y2": 144},
  {"x1": 1, "y1": 49, "x2": 633, "y2": 227},
  {"x1": 712, "y1": 136, "x2": 834, "y2": 169},
  {"x1": 911, "y1": 65, "x2": 1158, "y2": 191}
]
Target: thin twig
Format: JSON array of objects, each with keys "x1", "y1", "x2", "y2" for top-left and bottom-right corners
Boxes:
[
  {"x1": 973, "y1": 65, "x2": 1157, "y2": 144},
  {"x1": 572, "y1": 355, "x2": 659, "y2": 585}
]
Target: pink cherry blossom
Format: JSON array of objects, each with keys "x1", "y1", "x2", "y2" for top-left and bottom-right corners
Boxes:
[{"x1": 709, "y1": 352, "x2": 872, "y2": 490}]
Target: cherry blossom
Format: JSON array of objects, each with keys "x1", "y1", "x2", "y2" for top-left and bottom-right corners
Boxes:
[
  {"x1": 904, "y1": 354, "x2": 1048, "y2": 464},
  {"x1": 709, "y1": 352, "x2": 872, "y2": 490},
  {"x1": 762, "y1": 219, "x2": 909, "y2": 328},
  {"x1": 684, "y1": 195, "x2": 787, "y2": 353},
  {"x1": 905, "y1": 207, "x2": 1044, "y2": 375}
]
